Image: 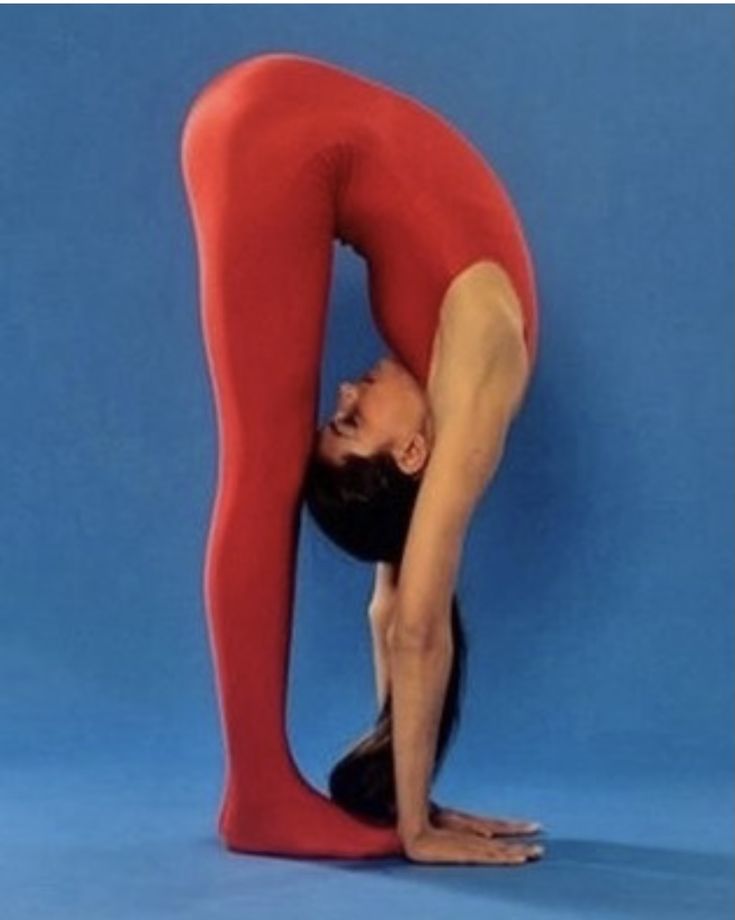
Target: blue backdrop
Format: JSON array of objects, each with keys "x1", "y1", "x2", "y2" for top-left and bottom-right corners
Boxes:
[{"x1": 1, "y1": 6, "x2": 732, "y2": 919}]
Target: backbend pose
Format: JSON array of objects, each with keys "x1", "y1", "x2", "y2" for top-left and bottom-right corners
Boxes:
[{"x1": 181, "y1": 52, "x2": 543, "y2": 865}]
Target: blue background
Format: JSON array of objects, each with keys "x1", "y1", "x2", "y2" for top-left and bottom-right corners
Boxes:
[{"x1": 1, "y1": 5, "x2": 732, "y2": 919}]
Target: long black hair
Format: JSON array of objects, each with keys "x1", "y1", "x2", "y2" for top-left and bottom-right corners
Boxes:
[{"x1": 301, "y1": 445, "x2": 468, "y2": 826}]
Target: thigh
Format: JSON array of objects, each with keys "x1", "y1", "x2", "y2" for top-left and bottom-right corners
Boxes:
[{"x1": 181, "y1": 88, "x2": 339, "y2": 489}]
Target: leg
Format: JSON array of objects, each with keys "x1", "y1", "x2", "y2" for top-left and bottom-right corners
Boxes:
[{"x1": 180, "y1": 63, "x2": 401, "y2": 858}]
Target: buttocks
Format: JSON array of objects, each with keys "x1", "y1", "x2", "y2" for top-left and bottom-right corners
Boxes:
[
  {"x1": 229, "y1": 55, "x2": 459, "y2": 386},
  {"x1": 203, "y1": 53, "x2": 537, "y2": 386}
]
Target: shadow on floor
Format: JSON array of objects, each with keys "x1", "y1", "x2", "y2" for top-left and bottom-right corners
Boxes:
[{"x1": 326, "y1": 837, "x2": 733, "y2": 920}]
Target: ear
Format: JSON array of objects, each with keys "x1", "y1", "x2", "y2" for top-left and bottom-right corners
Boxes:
[{"x1": 393, "y1": 430, "x2": 430, "y2": 477}]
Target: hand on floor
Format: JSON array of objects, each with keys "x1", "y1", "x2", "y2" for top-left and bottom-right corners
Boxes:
[{"x1": 430, "y1": 803, "x2": 543, "y2": 839}]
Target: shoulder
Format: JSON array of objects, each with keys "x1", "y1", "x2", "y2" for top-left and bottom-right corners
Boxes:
[
  {"x1": 430, "y1": 260, "x2": 531, "y2": 432},
  {"x1": 425, "y1": 261, "x2": 531, "y2": 505},
  {"x1": 438, "y1": 260, "x2": 526, "y2": 346}
]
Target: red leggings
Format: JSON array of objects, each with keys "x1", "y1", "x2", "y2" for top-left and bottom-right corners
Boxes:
[{"x1": 180, "y1": 53, "x2": 538, "y2": 858}]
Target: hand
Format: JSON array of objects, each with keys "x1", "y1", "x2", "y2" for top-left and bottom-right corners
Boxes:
[
  {"x1": 429, "y1": 801, "x2": 543, "y2": 838},
  {"x1": 403, "y1": 825, "x2": 544, "y2": 866}
]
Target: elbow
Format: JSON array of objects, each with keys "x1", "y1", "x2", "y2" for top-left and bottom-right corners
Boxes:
[
  {"x1": 389, "y1": 618, "x2": 448, "y2": 653},
  {"x1": 368, "y1": 602, "x2": 394, "y2": 633}
]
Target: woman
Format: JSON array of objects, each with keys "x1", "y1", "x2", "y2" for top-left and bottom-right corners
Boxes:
[{"x1": 181, "y1": 51, "x2": 543, "y2": 865}]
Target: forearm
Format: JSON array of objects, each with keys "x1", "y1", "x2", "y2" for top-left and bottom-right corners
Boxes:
[
  {"x1": 389, "y1": 624, "x2": 453, "y2": 841},
  {"x1": 369, "y1": 615, "x2": 391, "y2": 712}
]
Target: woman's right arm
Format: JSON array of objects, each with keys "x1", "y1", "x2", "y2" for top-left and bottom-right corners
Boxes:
[{"x1": 368, "y1": 562, "x2": 398, "y2": 711}]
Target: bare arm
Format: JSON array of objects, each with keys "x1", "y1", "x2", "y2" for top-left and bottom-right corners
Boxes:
[
  {"x1": 389, "y1": 323, "x2": 530, "y2": 848},
  {"x1": 367, "y1": 562, "x2": 398, "y2": 711}
]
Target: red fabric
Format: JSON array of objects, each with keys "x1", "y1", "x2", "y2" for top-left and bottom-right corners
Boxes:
[{"x1": 180, "y1": 52, "x2": 538, "y2": 858}]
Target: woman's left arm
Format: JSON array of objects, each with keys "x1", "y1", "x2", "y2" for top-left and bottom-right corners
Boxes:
[{"x1": 369, "y1": 597, "x2": 539, "y2": 834}]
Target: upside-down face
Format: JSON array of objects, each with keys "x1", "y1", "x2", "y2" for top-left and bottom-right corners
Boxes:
[{"x1": 315, "y1": 355, "x2": 433, "y2": 475}]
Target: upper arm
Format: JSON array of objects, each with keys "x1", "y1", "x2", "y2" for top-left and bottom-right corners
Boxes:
[
  {"x1": 430, "y1": 284, "x2": 531, "y2": 434},
  {"x1": 393, "y1": 326, "x2": 529, "y2": 638},
  {"x1": 428, "y1": 317, "x2": 530, "y2": 512}
]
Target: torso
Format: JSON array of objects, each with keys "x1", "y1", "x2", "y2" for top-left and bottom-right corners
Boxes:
[{"x1": 219, "y1": 53, "x2": 539, "y2": 387}]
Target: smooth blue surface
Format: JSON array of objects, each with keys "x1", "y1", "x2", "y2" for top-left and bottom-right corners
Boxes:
[{"x1": 1, "y1": 5, "x2": 732, "y2": 918}]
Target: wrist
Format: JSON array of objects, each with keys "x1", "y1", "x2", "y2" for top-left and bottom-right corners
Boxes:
[{"x1": 398, "y1": 815, "x2": 431, "y2": 845}]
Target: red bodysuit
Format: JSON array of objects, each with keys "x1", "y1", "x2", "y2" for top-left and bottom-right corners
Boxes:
[{"x1": 180, "y1": 52, "x2": 539, "y2": 859}]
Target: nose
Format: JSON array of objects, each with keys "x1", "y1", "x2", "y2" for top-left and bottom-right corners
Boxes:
[
  {"x1": 334, "y1": 381, "x2": 354, "y2": 416},
  {"x1": 336, "y1": 381, "x2": 357, "y2": 413}
]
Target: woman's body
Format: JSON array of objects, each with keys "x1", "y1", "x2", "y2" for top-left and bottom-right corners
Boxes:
[{"x1": 181, "y1": 52, "x2": 541, "y2": 863}]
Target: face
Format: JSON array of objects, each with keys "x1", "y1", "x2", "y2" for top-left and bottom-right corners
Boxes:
[{"x1": 316, "y1": 355, "x2": 433, "y2": 475}]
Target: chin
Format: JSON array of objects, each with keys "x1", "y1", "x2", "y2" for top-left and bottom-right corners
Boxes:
[{"x1": 378, "y1": 354, "x2": 414, "y2": 385}]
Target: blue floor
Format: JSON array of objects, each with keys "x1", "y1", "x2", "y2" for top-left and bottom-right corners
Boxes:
[{"x1": 3, "y1": 758, "x2": 731, "y2": 920}]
